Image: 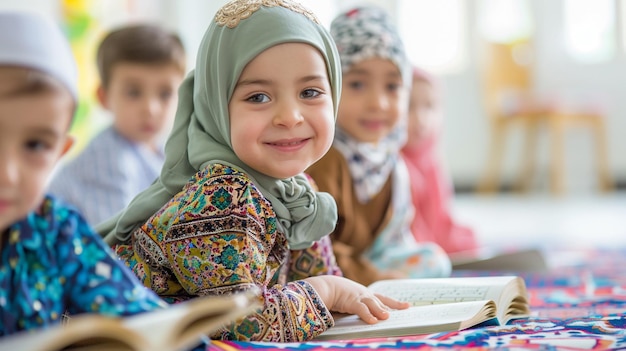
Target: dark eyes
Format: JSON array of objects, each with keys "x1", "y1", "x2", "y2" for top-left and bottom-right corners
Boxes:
[
  {"x1": 348, "y1": 81, "x2": 364, "y2": 90},
  {"x1": 159, "y1": 89, "x2": 173, "y2": 101},
  {"x1": 126, "y1": 88, "x2": 141, "y2": 98},
  {"x1": 124, "y1": 89, "x2": 173, "y2": 101},
  {"x1": 246, "y1": 93, "x2": 270, "y2": 103},
  {"x1": 245, "y1": 89, "x2": 321, "y2": 103},
  {"x1": 387, "y1": 83, "x2": 401, "y2": 92},
  {"x1": 347, "y1": 80, "x2": 402, "y2": 93},
  {"x1": 301, "y1": 89, "x2": 321, "y2": 99},
  {"x1": 25, "y1": 139, "x2": 52, "y2": 152}
]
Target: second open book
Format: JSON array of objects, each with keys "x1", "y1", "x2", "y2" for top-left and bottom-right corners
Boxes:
[
  {"x1": 0, "y1": 290, "x2": 261, "y2": 351},
  {"x1": 316, "y1": 275, "x2": 529, "y2": 341}
]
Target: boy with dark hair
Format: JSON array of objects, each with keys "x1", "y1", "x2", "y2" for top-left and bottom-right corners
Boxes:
[{"x1": 49, "y1": 23, "x2": 186, "y2": 225}]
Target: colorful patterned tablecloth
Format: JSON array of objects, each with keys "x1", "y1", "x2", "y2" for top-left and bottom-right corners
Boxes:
[{"x1": 209, "y1": 247, "x2": 626, "y2": 350}]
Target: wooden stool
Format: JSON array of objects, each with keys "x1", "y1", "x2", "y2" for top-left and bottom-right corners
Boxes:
[{"x1": 476, "y1": 40, "x2": 613, "y2": 195}]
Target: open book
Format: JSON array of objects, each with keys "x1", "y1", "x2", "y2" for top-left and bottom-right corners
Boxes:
[
  {"x1": 0, "y1": 291, "x2": 260, "y2": 351},
  {"x1": 316, "y1": 275, "x2": 529, "y2": 341}
]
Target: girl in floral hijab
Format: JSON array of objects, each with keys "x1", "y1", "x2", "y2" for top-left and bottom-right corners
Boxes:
[
  {"x1": 306, "y1": 5, "x2": 452, "y2": 286},
  {"x1": 97, "y1": 0, "x2": 407, "y2": 342}
]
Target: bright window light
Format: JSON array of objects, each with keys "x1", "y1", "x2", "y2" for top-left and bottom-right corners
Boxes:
[
  {"x1": 619, "y1": 0, "x2": 626, "y2": 56},
  {"x1": 298, "y1": 0, "x2": 337, "y2": 28},
  {"x1": 398, "y1": 0, "x2": 467, "y2": 74},
  {"x1": 477, "y1": 0, "x2": 533, "y2": 43},
  {"x1": 564, "y1": 0, "x2": 615, "y2": 63}
]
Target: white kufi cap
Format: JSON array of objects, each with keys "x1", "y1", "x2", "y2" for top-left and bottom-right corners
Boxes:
[{"x1": 0, "y1": 11, "x2": 78, "y2": 101}]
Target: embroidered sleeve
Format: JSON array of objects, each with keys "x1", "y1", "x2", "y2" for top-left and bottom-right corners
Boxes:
[
  {"x1": 216, "y1": 280, "x2": 333, "y2": 341},
  {"x1": 149, "y1": 169, "x2": 333, "y2": 341},
  {"x1": 288, "y1": 236, "x2": 343, "y2": 281}
]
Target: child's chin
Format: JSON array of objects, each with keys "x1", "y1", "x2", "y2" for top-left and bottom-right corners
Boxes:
[{"x1": 265, "y1": 168, "x2": 306, "y2": 180}]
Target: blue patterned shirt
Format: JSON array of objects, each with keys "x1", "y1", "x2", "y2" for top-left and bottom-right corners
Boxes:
[
  {"x1": 48, "y1": 126, "x2": 164, "y2": 226},
  {"x1": 0, "y1": 195, "x2": 166, "y2": 336}
]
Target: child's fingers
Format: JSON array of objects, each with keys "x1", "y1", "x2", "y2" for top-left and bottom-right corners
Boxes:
[
  {"x1": 375, "y1": 293, "x2": 410, "y2": 310},
  {"x1": 361, "y1": 297, "x2": 392, "y2": 321},
  {"x1": 353, "y1": 301, "x2": 379, "y2": 324}
]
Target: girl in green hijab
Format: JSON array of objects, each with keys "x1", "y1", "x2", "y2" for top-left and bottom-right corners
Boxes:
[{"x1": 96, "y1": 0, "x2": 407, "y2": 342}]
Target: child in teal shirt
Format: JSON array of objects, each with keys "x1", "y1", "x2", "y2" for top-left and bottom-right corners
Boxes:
[{"x1": 0, "y1": 11, "x2": 166, "y2": 336}]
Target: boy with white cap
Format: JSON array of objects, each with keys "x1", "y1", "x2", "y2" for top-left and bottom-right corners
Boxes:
[{"x1": 0, "y1": 11, "x2": 166, "y2": 336}]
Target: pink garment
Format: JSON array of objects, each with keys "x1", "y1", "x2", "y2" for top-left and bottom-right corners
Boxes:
[{"x1": 402, "y1": 123, "x2": 478, "y2": 255}]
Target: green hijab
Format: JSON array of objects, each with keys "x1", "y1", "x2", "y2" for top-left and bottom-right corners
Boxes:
[{"x1": 97, "y1": 0, "x2": 342, "y2": 250}]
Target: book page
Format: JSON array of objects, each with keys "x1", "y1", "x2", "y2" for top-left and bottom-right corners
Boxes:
[
  {"x1": 368, "y1": 276, "x2": 515, "y2": 305},
  {"x1": 316, "y1": 300, "x2": 495, "y2": 341},
  {"x1": 368, "y1": 276, "x2": 528, "y2": 325}
]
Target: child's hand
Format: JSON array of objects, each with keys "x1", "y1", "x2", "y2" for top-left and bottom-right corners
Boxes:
[{"x1": 305, "y1": 275, "x2": 410, "y2": 324}]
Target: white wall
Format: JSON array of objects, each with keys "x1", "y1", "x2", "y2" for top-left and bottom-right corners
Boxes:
[
  {"x1": 0, "y1": 0, "x2": 58, "y2": 16},
  {"x1": 531, "y1": 1, "x2": 626, "y2": 191}
]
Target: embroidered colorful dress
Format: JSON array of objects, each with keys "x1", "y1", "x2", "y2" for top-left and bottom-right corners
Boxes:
[
  {"x1": 0, "y1": 195, "x2": 166, "y2": 336},
  {"x1": 115, "y1": 164, "x2": 339, "y2": 342}
]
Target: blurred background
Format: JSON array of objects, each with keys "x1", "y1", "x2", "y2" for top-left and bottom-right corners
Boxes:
[{"x1": 1, "y1": 0, "x2": 624, "y2": 248}]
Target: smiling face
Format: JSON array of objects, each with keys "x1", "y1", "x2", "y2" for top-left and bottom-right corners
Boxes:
[
  {"x1": 336, "y1": 58, "x2": 408, "y2": 144},
  {"x1": 0, "y1": 67, "x2": 74, "y2": 233},
  {"x1": 228, "y1": 42, "x2": 335, "y2": 179}
]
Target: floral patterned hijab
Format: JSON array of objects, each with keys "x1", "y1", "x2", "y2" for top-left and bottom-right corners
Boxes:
[
  {"x1": 330, "y1": 5, "x2": 410, "y2": 203},
  {"x1": 97, "y1": 0, "x2": 342, "y2": 250}
]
